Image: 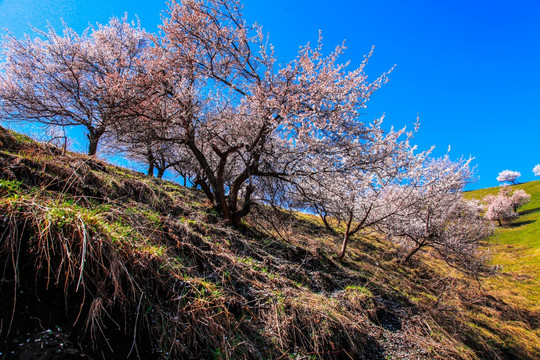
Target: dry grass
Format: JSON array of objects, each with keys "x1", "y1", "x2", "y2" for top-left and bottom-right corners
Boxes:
[{"x1": 0, "y1": 126, "x2": 538, "y2": 359}]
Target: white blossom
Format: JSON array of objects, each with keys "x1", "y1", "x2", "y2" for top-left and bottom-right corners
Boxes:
[
  {"x1": 496, "y1": 170, "x2": 521, "y2": 185},
  {"x1": 380, "y1": 156, "x2": 493, "y2": 273},
  {"x1": 0, "y1": 16, "x2": 150, "y2": 155},
  {"x1": 483, "y1": 185, "x2": 529, "y2": 226}
]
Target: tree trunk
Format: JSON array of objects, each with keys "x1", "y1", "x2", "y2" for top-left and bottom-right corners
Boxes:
[
  {"x1": 146, "y1": 147, "x2": 155, "y2": 176},
  {"x1": 87, "y1": 127, "x2": 105, "y2": 156},
  {"x1": 403, "y1": 243, "x2": 424, "y2": 263},
  {"x1": 87, "y1": 134, "x2": 100, "y2": 156},
  {"x1": 157, "y1": 168, "x2": 165, "y2": 179},
  {"x1": 184, "y1": 138, "x2": 231, "y2": 221},
  {"x1": 321, "y1": 214, "x2": 332, "y2": 232},
  {"x1": 61, "y1": 136, "x2": 67, "y2": 155},
  {"x1": 338, "y1": 232, "x2": 350, "y2": 260},
  {"x1": 194, "y1": 177, "x2": 214, "y2": 204},
  {"x1": 497, "y1": 218, "x2": 502, "y2": 227},
  {"x1": 338, "y1": 214, "x2": 354, "y2": 260},
  {"x1": 230, "y1": 185, "x2": 254, "y2": 227}
]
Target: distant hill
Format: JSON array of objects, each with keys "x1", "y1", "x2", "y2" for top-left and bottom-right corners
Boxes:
[{"x1": 0, "y1": 126, "x2": 538, "y2": 359}]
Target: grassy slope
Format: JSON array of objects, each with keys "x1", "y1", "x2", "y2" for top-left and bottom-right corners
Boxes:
[
  {"x1": 0, "y1": 126, "x2": 538, "y2": 359},
  {"x1": 466, "y1": 181, "x2": 540, "y2": 345},
  {"x1": 468, "y1": 181, "x2": 540, "y2": 284}
]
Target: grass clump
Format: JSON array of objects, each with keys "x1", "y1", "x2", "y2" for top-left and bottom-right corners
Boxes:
[{"x1": 0, "y1": 179, "x2": 23, "y2": 197}]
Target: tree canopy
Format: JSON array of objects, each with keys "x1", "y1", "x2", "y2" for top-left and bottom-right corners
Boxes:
[{"x1": 0, "y1": 0, "x2": 497, "y2": 264}]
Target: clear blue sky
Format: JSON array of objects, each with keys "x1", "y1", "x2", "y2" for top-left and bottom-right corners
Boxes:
[{"x1": 1, "y1": 0, "x2": 539, "y2": 189}]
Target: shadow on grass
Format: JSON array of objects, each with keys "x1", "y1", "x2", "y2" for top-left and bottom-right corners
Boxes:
[
  {"x1": 508, "y1": 219, "x2": 536, "y2": 228},
  {"x1": 519, "y1": 207, "x2": 540, "y2": 216}
]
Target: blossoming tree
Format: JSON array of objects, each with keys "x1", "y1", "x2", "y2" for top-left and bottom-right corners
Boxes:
[
  {"x1": 0, "y1": 17, "x2": 150, "y2": 155},
  {"x1": 126, "y1": 0, "x2": 394, "y2": 226},
  {"x1": 380, "y1": 156, "x2": 492, "y2": 272},
  {"x1": 496, "y1": 170, "x2": 521, "y2": 185},
  {"x1": 296, "y1": 123, "x2": 431, "y2": 259},
  {"x1": 484, "y1": 186, "x2": 530, "y2": 225},
  {"x1": 510, "y1": 188, "x2": 531, "y2": 212}
]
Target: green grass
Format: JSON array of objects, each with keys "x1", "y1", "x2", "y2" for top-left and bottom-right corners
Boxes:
[
  {"x1": 467, "y1": 180, "x2": 540, "y2": 307},
  {"x1": 459, "y1": 181, "x2": 540, "y2": 358}
]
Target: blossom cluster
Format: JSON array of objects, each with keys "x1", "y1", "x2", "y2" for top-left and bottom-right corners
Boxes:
[
  {"x1": 484, "y1": 185, "x2": 530, "y2": 226},
  {"x1": 496, "y1": 170, "x2": 521, "y2": 184}
]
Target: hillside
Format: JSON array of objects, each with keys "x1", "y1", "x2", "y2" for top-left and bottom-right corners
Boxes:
[
  {"x1": 467, "y1": 181, "x2": 540, "y2": 339},
  {"x1": 0, "y1": 126, "x2": 538, "y2": 359}
]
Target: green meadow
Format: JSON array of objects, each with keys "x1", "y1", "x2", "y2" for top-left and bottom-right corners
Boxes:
[{"x1": 468, "y1": 181, "x2": 540, "y2": 309}]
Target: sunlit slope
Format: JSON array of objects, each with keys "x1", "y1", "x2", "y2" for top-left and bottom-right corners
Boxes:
[{"x1": 467, "y1": 181, "x2": 540, "y2": 308}]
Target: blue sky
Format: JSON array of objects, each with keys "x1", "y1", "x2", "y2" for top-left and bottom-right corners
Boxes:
[{"x1": 1, "y1": 0, "x2": 539, "y2": 189}]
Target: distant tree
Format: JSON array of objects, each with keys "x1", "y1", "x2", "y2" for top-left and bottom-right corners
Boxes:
[
  {"x1": 496, "y1": 170, "x2": 521, "y2": 185},
  {"x1": 109, "y1": 107, "x2": 194, "y2": 180},
  {"x1": 533, "y1": 164, "x2": 540, "y2": 176},
  {"x1": 14, "y1": 123, "x2": 70, "y2": 154},
  {"x1": 387, "y1": 195, "x2": 492, "y2": 272},
  {"x1": 112, "y1": 135, "x2": 193, "y2": 180},
  {"x1": 510, "y1": 188, "x2": 531, "y2": 212},
  {"x1": 483, "y1": 186, "x2": 524, "y2": 226},
  {"x1": 0, "y1": 16, "x2": 150, "y2": 155},
  {"x1": 44, "y1": 125, "x2": 69, "y2": 153},
  {"x1": 484, "y1": 195, "x2": 516, "y2": 226}
]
